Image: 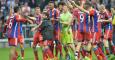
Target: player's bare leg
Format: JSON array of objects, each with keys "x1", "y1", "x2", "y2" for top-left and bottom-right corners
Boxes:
[
  {"x1": 63, "y1": 43, "x2": 75, "y2": 60},
  {"x1": 92, "y1": 41, "x2": 107, "y2": 60},
  {"x1": 69, "y1": 43, "x2": 75, "y2": 52},
  {"x1": 43, "y1": 45, "x2": 54, "y2": 60},
  {"x1": 55, "y1": 41, "x2": 63, "y2": 60},
  {"x1": 103, "y1": 28, "x2": 113, "y2": 55},
  {"x1": 9, "y1": 47, "x2": 18, "y2": 60},
  {"x1": 84, "y1": 40, "x2": 92, "y2": 60},
  {"x1": 49, "y1": 41, "x2": 54, "y2": 56},
  {"x1": 68, "y1": 43, "x2": 76, "y2": 54},
  {"x1": 93, "y1": 45, "x2": 102, "y2": 60},
  {"x1": 63, "y1": 45, "x2": 70, "y2": 60},
  {"x1": 74, "y1": 31, "x2": 82, "y2": 60},
  {"x1": 109, "y1": 40, "x2": 115, "y2": 54},
  {"x1": 103, "y1": 39, "x2": 110, "y2": 55},
  {"x1": 44, "y1": 48, "x2": 54, "y2": 60},
  {"x1": 93, "y1": 44, "x2": 107, "y2": 60},
  {"x1": 81, "y1": 40, "x2": 91, "y2": 60},
  {"x1": 75, "y1": 41, "x2": 82, "y2": 60},
  {"x1": 20, "y1": 43, "x2": 24, "y2": 60},
  {"x1": 93, "y1": 40, "x2": 107, "y2": 60},
  {"x1": 33, "y1": 45, "x2": 39, "y2": 60}
]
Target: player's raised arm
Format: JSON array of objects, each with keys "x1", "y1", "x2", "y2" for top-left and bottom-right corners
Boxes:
[
  {"x1": 70, "y1": 1, "x2": 89, "y2": 14},
  {"x1": 12, "y1": 6, "x2": 32, "y2": 24},
  {"x1": 66, "y1": 0, "x2": 73, "y2": 10}
]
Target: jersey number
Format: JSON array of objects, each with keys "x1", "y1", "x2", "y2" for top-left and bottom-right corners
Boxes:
[
  {"x1": 80, "y1": 14, "x2": 84, "y2": 23},
  {"x1": 8, "y1": 18, "x2": 13, "y2": 29}
]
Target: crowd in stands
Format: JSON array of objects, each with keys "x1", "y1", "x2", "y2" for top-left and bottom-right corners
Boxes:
[{"x1": 0, "y1": 0, "x2": 115, "y2": 39}]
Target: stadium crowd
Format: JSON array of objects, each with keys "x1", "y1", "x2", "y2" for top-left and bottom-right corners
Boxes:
[
  {"x1": 0, "y1": 0, "x2": 115, "y2": 38},
  {"x1": 0, "y1": 0, "x2": 115, "y2": 60}
]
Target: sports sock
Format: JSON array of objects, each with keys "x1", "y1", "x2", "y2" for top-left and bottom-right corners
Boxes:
[
  {"x1": 55, "y1": 43, "x2": 62, "y2": 56},
  {"x1": 110, "y1": 41, "x2": 115, "y2": 54},
  {"x1": 105, "y1": 47, "x2": 110, "y2": 55},
  {"x1": 81, "y1": 48, "x2": 86, "y2": 58},
  {"x1": 93, "y1": 47, "x2": 102, "y2": 60},
  {"x1": 21, "y1": 49, "x2": 24, "y2": 59},
  {"x1": 98, "y1": 47, "x2": 107, "y2": 60}
]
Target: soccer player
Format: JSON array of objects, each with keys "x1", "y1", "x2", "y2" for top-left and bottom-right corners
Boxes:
[
  {"x1": 66, "y1": 0, "x2": 76, "y2": 41},
  {"x1": 90, "y1": 8, "x2": 107, "y2": 60},
  {"x1": 60, "y1": 4, "x2": 75, "y2": 60},
  {"x1": 30, "y1": 6, "x2": 42, "y2": 60},
  {"x1": 111, "y1": 7, "x2": 115, "y2": 54},
  {"x1": 98, "y1": 5, "x2": 115, "y2": 55},
  {"x1": 3, "y1": 6, "x2": 32, "y2": 60},
  {"x1": 58, "y1": 1, "x2": 65, "y2": 13},
  {"x1": 40, "y1": 11, "x2": 54, "y2": 60},
  {"x1": 54, "y1": 1, "x2": 66, "y2": 60},
  {"x1": 48, "y1": 1, "x2": 60, "y2": 58},
  {"x1": 70, "y1": 1, "x2": 107, "y2": 60},
  {"x1": 71, "y1": 1, "x2": 92, "y2": 60}
]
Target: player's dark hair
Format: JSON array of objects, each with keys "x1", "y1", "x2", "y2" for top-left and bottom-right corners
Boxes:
[
  {"x1": 42, "y1": 12, "x2": 49, "y2": 20},
  {"x1": 58, "y1": 1, "x2": 65, "y2": 7},
  {"x1": 35, "y1": 6, "x2": 40, "y2": 9},
  {"x1": 14, "y1": 6, "x2": 19, "y2": 13},
  {"x1": 75, "y1": 1, "x2": 80, "y2": 6},
  {"x1": 35, "y1": 4, "x2": 40, "y2": 8},
  {"x1": 49, "y1": 1, "x2": 57, "y2": 8},
  {"x1": 49, "y1": 1, "x2": 54, "y2": 4},
  {"x1": 106, "y1": 5, "x2": 111, "y2": 13},
  {"x1": 63, "y1": 3, "x2": 67, "y2": 6},
  {"x1": 84, "y1": 2, "x2": 92, "y2": 10},
  {"x1": 85, "y1": 2, "x2": 92, "y2": 7}
]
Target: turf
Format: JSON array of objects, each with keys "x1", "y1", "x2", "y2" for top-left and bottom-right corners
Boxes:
[
  {"x1": 0, "y1": 48, "x2": 41, "y2": 60},
  {"x1": 0, "y1": 48, "x2": 115, "y2": 60}
]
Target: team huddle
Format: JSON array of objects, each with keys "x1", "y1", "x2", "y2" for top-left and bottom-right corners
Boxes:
[{"x1": 2, "y1": 0, "x2": 115, "y2": 60}]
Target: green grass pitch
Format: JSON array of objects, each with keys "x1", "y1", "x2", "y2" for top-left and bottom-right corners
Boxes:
[{"x1": 0, "y1": 48, "x2": 115, "y2": 60}]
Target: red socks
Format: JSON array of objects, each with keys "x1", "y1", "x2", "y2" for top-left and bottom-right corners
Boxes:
[
  {"x1": 55, "y1": 44, "x2": 62, "y2": 56},
  {"x1": 93, "y1": 47, "x2": 102, "y2": 60},
  {"x1": 81, "y1": 49, "x2": 86, "y2": 58},
  {"x1": 43, "y1": 48, "x2": 54, "y2": 60},
  {"x1": 105, "y1": 47, "x2": 110, "y2": 55},
  {"x1": 98, "y1": 47, "x2": 107, "y2": 60}
]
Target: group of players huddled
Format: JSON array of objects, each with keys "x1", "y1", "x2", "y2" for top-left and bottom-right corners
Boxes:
[{"x1": 2, "y1": 0, "x2": 115, "y2": 60}]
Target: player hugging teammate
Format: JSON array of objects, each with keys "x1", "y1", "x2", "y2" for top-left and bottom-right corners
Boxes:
[
  {"x1": 3, "y1": 6, "x2": 33, "y2": 60},
  {"x1": 70, "y1": 0, "x2": 115, "y2": 60}
]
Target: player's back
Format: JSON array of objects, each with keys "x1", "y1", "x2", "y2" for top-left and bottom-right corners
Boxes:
[{"x1": 6, "y1": 15, "x2": 18, "y2": 38}]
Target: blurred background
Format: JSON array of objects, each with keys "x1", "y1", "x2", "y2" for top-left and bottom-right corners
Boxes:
[{"x1": 0, "y1": 0, "x2": 115, "y2": 48}]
